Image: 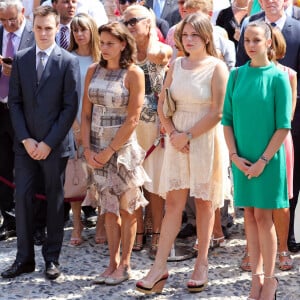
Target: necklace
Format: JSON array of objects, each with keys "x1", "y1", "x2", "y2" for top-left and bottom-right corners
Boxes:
[{"x1": 232, "y1": 2, "x2": 248, "y2": 10}]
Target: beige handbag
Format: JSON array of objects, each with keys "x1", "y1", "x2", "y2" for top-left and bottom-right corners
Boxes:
[
  {"x1": 162, "y1": 88, "x2": 176, "y2": 118},
  {"x1": 64, "y1": 150, "x2": 88, "y2": 199}
]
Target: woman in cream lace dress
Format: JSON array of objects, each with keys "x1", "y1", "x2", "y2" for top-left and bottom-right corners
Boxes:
[{"x1": 136, "y1": 13, "x2": 229, "y2": 294}]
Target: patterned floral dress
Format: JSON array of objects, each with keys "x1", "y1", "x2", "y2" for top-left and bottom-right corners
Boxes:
[
  {"x1": 135, "y1": 59, "x2": 166, "y2": 194},
  {"x1": 85, "y1": 65, "x2": 150, "y2": 216}
]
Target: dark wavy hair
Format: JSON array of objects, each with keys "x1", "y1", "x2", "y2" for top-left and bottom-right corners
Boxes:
[{"x1": 98, "y1": 22, "x2": 137, "y2": 69}]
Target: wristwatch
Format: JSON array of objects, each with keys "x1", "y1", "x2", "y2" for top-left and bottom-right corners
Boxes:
[{"x1": 186, "y1": 132, "x2": 193, "y2": 141}]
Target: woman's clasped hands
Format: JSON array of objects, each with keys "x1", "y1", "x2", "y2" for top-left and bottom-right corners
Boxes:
[
  {"x1": 232, "y1": 154, "x2": 266, "y2": 180},
  {"x1": 170, "y1": 131, "x2": 190, "y2": 154},
  {"x1": 84, "y1": 147, "x2": 112, "y2": 169}
]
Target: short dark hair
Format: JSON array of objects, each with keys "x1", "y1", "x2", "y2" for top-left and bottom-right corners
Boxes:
[
  {"x1": 33, "y1": 5, "x2": 60, "y2": 26},
  {"x1": 98, "y1": 22, "x2": 137, "y2": 69}
]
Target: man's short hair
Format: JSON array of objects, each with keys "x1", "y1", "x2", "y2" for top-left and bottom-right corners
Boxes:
[{"x1": 33, "y1": 5, "x2": 60, "y2": 26}]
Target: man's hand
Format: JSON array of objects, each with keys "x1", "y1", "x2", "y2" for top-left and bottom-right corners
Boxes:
[
  {"x1": 1, "y1": 62, "x2": 12, "y2": 77},
  {"x1": 23, "y1": 138, "x2": 39, "y2": 159},
  {"x1": 31, "y1": 141, "x2": 52, "y2": 160}
]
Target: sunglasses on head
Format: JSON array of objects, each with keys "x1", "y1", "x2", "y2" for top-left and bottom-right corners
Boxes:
[
  {"x1": 123, "y1": 17, "x2": 146, "y2": 27},
  {"x1": 119, "y1": 0, "x2": 137, "y2": 4}
]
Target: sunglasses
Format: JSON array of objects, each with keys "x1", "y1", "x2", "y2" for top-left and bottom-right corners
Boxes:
[
  {"x1": 119, "y1": 0, "x2": 137, "y2": 4},
  {"x1": 123, "y1": 17, "x2": 146, "y2": 27}
]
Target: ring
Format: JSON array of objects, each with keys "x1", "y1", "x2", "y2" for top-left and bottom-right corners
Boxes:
[{"x1": 248, "y1": 175, "x2": 251, "y2": 179}]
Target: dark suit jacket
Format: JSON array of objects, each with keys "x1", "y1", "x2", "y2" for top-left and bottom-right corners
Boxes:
[
  {"x1": 8, "y1": 45, "x2": 80, "y2": 158},
  {"x1": 236, "y1": 12, "x2": 300, "y2": 130},
  {"x1": 146, "y1": 0, "x2": 181, "y2": 27},
  {"x1": 0, "y1": 21, "x2": 35, "y2": 76}
]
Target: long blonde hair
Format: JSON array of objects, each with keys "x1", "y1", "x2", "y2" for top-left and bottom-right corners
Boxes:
[{"x1": 69, "y1": 13, "x2": 101, "y2": 63}]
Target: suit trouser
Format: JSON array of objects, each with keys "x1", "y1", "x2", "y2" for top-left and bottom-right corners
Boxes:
[
  {"x1": 15, "y1": 154, "x2": 68, "y2": 264},
  {"x1": 0, "y1": 106, "x2": 15, "y2": 226}
]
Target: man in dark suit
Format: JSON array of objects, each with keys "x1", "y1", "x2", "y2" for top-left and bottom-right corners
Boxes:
[
  {"x1": 236, "y1": 0, "x2": 300, "y2": 253},
  {"x1": 0, "y1": 0, "x2": 35, "y2": 241},
  {"x1": 146, "y1": 0, "x2": 181, "y2": 27},
  {"x1": 1, "y1": 5, "x2": 80, "y2": 280}
]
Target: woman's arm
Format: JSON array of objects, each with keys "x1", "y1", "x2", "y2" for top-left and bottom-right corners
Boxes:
[
  {"x1": 93, "y1": 65, "x2": 145, "y2": 165},
  {"x1": 290, "y1": 72, "x2": 297, "y2": 120},
  {"x1": 80, "y1": 63, "x2": 103, "y2": 168},
  {"x1": 223, "y1": 125, "x2": 253, "y2": 173},
  {"x1": 246, "y1": 129, "x2": 289, "y2": 179},
  {"x1": 147, "y1": 40, "x2": 172, "y2": 66}
]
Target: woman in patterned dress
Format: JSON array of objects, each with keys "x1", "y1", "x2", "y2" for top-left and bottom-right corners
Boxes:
[
  {"x1": 81, "y1": 21, "x2": 150, "y2": 285},
  {"x1": 122, "y1": 4, "x2": 172, "y2": 256}
]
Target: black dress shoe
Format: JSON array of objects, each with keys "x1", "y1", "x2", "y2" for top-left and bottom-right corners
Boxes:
[
  {"x1": 1, "y1": 261, "x2": 35, "y2": 278},
  {"x1": 0, "y1": 225, "x2": 16, "y2": 241},
  {"x1": 45, "y1": 262, "x2": 61, "y2": 280},
  {"x1": 33, "y1": 228, "x2": 46, "y2": 246},
  {"x1": 177, "y1": 223, "x2": 196, "y2": 239}
]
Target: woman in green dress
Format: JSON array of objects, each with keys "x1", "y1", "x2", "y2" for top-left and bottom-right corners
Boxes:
[{"x1": 222, "y1": 21, "x2": 291, "y2": 300}]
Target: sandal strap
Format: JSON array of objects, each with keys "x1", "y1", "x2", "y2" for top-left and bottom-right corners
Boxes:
[
  {"x1": 252, "y1": 273, "x2": 264, "y2": 277},
  {"x1": 278, "y1": 251, "x2": 291, "y2": 257}
]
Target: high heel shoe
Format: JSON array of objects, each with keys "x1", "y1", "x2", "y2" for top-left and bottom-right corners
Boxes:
[
  {"x1": 247, "y1": 273, "x2": 264, "y2": 300},
  {"x1": 263, "y1": 276, "x2": 278, "y2": 300},
  {"x1": 136, "y1": 273, "x2": 169, "y2": 294},
  {"x1": 132, "y1": 232, "x2": 146, "y2": 251},
  {"x1": 187, "y1": 265, "x2": 208, "y2": 293},
  {"x1": 210, "y1": 236, "x2": 226, "y2": 249},
  {"x1": 69, "y1": 222, "x2": 84, "y2": 247}
]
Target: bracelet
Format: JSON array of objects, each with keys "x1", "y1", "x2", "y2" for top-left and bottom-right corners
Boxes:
[
  {"x1": 73, "y1": 128, "x2": 80, "y2": 133},
  {"x1": 260, "y1": 155, "x2": 269, "y2": 164},
  {"x1": 108, "y1": 144, "x2": 117, "y2": 152},
  {"x1": 230, "y1": 152, "x2": 237, "y2": 160}
]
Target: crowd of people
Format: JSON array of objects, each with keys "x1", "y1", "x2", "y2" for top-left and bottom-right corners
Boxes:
[{"x1": 0, "y1": 0, "x2": 299, "y2": 299}]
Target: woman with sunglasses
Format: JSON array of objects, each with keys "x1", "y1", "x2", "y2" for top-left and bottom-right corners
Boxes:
[
  {"x1": 81, "y1": 21, "x2": 150, "y2": 285},
  {"x1": 67, "y1": 13, "x2": 102, "y2": 246},
  {"x1": 223, "y1": 21, "x2": 291, "y2": 299},
  {"x1": 123, "y1": 5, "x2": 172, "y2": 257}
]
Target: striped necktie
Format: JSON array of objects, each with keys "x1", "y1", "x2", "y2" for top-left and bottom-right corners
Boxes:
[{"x1": 59, "y1": 26, "x2": 69, "y2": 49}]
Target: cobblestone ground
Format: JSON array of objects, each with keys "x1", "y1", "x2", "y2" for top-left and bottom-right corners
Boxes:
[{"x1": 0, "y1": 209, "x2": 299, "y2": 300}]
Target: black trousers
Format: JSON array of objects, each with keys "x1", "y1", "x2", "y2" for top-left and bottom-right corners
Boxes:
[
  {"x1": 15, "y1": 154, "x2": 68, "y2": 264},
  {"x1": 0, "y1": 106, "x2": 15, "y2": 226}
]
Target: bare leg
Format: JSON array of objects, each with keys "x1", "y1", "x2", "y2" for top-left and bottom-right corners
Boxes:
[
  {"x1": 244, "y1": 208, "x2": 264, "y2": 299},
  {"x1": 70, "y1": 201, "x2": 83, "y2": 245},
  {"x1": 273, "y1": 208, "x2": 293, "y2": 270},
  {"x1": 109, "y1": 209, "x2": 137, "y2": 279},
  {"x1": 137, "y1": 189, "x2": 188, "y2": 288},
  {"x1": 255, "y1": 208, "x2": 277, "y2": 300},
  {"x1": 145, "y1": 190, "x2": 165, "y2": 254},
  {"x1": 211, "y1": 208, "x2": 225, "y2": 248},
  {"x1": 132, "y1": 207, "x2": 144, "y2": 251},
  {"x1": 95, "y1": 211, "x2": 107, "y2": 244},
  {"x1": 102, "y1": 212, "x2": 121, "y2": 277},
  {"x1": 188, "y1": 199, "x2": 214, "y2": 288}
]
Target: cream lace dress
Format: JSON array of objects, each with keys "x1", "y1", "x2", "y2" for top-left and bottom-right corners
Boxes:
[
  {"x1": 84, "y1": 66, "x2": 150, "y2": 216},
  {"x1": 159, "y1": 57, "x2": 228, "y2": 209}
]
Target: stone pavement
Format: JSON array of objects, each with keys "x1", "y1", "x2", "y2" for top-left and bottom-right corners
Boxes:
[{"x1": 0, "y1": 210, "x2": 299, "y2": 300}]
